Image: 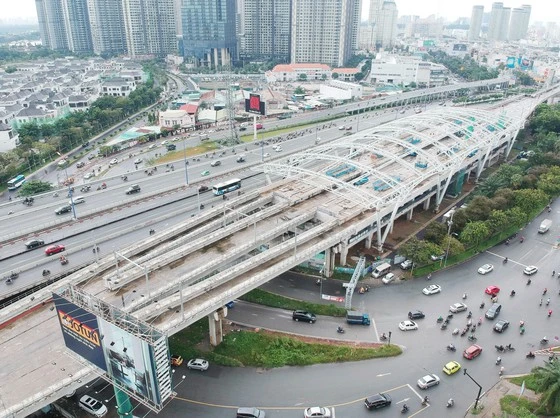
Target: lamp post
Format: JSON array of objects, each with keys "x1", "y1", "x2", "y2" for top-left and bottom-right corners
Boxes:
[
  {"x1": 442, "y1": 211, "x2": 455, "y2": 268},
  {"x1": 387, "y1": 331, "x2": 392, "y2": 346},
  {"x1": 64, "y1": 166, "x2": 77, "y2": 220},
  {"x1": 182, "y1": 137, "x2": 189, "y2": 185},
  {"x1": 463, "y1": 368, "x2": 483, "y2": 412}
]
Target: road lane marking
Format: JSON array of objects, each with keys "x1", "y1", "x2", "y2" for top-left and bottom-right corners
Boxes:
[{"x1": 376, "y1": 372, "x2": 391, "y2": 377}]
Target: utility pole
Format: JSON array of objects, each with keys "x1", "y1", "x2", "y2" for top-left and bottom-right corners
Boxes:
[{"x1": 221, "y1": 65, "x2": 241, "y2": 147}]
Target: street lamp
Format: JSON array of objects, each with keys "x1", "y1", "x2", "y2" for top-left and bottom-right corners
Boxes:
[
  {"x1": 387, "y1": 331, "x2": 392, "y2": 346},
  {"x1": 442, "y1": 211, "x2": 455, "y2": 268},
  {"x1": 463, "y1": 368, "x2": 483, "y2": 412},
  {"x1": 182, "y1": 137, "x2": 189, "y2": 185}
]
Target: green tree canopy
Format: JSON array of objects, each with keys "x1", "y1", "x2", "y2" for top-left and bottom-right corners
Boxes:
[
  {"x1": 19, "y1": 180, "x2": 52, "y2": 196},
  {"x1": 513, "y1": 189, "x2": 550, "y2": 220},
  {"x1": 537, "y1": 166, "x2": 560, "y2": 196},
  {"x1": 532, "y1": 361, "x2": 560, "y2": 414},
  {"x1": 459, "y1": 221, "x2": 490, "y2": 248},
  {"x1": 423, "y1": 222, "x2": 447, "y2": 244},
  {"x1": 399, "y1": 237, "x2": 443, "y2": 265}
]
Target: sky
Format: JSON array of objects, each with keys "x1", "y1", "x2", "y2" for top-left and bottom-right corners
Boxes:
[{"x1": 1, "y1": 0, "x2": 559, "y2": 25}]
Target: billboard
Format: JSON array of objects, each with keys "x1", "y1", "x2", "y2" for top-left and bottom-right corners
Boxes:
[
  {"x1": 53, "y1": 292, "x2": 171, "y2": 410},
  {"x1": 506, "y1": 57, "x2": 516, "y2": 68},
  {"x1": 452, "y1": 43, "x2": 468, "y2": 52},
  {"x1": 518, "y1": 57, "x2": 534, "y2": 70},
  {"x1": 245, "y1": 93, "x2": 266, "y2": 115}
]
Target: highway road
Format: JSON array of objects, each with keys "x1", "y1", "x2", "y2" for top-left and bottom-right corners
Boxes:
[
  {"x1": 0, "y1": 104, "x2": 436, "y2": 297},
  {"x1": 158, "y1": 206, "x2": 560, "y2": 418}
]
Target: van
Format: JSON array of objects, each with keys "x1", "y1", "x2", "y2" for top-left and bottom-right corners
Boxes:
[
  {"x1": 372, "y1": 263, "x2": 392, "y2": 279},
  {"x1": 69, "y1": 196, "x2": 85, "y2": 205},
  {"x1": 236, "y1": 407, "x2": 265, "y2": 418},
  {"x1": 485, "y1": 303, "x2": 502, "y2": 319}
]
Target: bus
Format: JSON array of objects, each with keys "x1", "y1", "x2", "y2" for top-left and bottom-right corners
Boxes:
[
  {"x1": 212, "y1": 178, "x2": 241, "y2": 196},
  {"x1": 7, "y1": 174, "x2": 26, "y2": 191}
]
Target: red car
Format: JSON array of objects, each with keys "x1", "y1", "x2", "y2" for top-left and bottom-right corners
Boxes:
[
  {"x1": 45, "y1": 244, "x2": 65, "y2": 256},
  {"x1": 485, "y1": 285, "x2": 500, "y2": 296}
]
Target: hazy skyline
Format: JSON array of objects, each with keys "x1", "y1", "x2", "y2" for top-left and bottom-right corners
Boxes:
[{"x1": 1, "y1": 0, "x2": 558, "y2": 25}]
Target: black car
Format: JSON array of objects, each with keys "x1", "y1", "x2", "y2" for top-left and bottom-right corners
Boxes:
[
  {"x1": 493, "y1": 319, "x2": 510, "y2": 333},
  {"x1": 55, "y1": 205, "x2": 72, "y2": 215},
  {"x1": 408, "y1": 310, "x2": 425, "y2": 320},
  {"x1": 166, "y1": 144, "x2": 176, "y2": 151},
  {"x1": 25, "y1": 238, "x2": 45, "y2": 249},
  {"x1": 292, "y1": 310, "x2": 316, "y2": 323},
  {"x1": 364, "y1": 393, "x2": 392, "y2": 409},
  {"x1": 198, "y1": 185, "x2": 209, "y2": 192},
  {"x1": 126, "y1": 184, "x2": 141, "y2": 195}
]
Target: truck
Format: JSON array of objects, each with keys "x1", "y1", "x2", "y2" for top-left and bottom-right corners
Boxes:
[
  {"x1": 538, "y1": 219, "x2": 552, "y2": 234},
  {"x1": 346, "y1": 311, "x2": 371, "y2": 326}
]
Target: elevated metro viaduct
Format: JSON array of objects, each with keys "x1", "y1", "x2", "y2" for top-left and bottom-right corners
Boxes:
[{"x1": 0, "y1": 95, "x2": 549, "y2": 418}]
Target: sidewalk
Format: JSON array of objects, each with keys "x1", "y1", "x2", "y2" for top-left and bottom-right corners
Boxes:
[{"x1": 464, "y1": 377, "x2": 539, "y2": 418}]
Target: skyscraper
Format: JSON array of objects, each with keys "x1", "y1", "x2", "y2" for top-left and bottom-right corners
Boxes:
[
  {"x1": 469, "y1": 5, "x2": 484, "y2": 40},
  {"x1": 35, "y1": 0, "x2": 69, "y2": 50},
  {"x1": 239, "y1": 0, "x2": 291, "y2": 63},
  {"x1": 122, "y1": 0, "x2": 177, "y2": 57},
  {"x1": 181, "y1": 0, "x2": 237, "y2": 68},
  {"x1": 488, "y1": 2, "x2": 511, "y2": 41},
  {"x1": 377, "y1": 0, "x2": 398, "y2": 48},
  {"x1": 508, "y1": 8, "x2": 527, "y2": 40},
  {"x1": 290, "y1": 0, "x2": 361, "y2": 67},
  {"x1": 87, "y1": 0, "x2": 127, "y2": 56},
  {"x1": 61, "y1": 0, "x2": 93, "y2": 53}
]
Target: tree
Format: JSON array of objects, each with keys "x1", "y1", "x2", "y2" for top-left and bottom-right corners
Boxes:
[
  {"x1": 513, "y1": 189, "x2": 550, "y2": 220},
  {"x1": 298, "y1": 73, "x2": 307, "y2": 81},
  {"x1": 464, "y1": 196, "x2": 494, "y2": 221},
  {"x1": 321, "y1": 74, "x2": 327, "y2": 81},
  {"x1": 504, "y1": 207, "x2": 526, "y2": 228},
  {"x1": 294, "y1": 86, "x2": 306, "y2": 95},
  {"x1": 19, "y1": 180, "x2": 52, "y2": 196},
  {"x1": 532, "y1": 361, "x2": 560, "y2": 414},
  {"x1": 423, "y1": 222, "x2": 447, "y2": 244},
  {"x1": 408, "y1": 82, "x2": 417, "y2": 88},
  {"x1": 537, "y1": 166, "x2": 560, "y2": 196},
  {"x1": 399, "y1": 237, "x2": 443, "y2": 266},
  {"x1": 332, "y1": 72, "x2": 339, "y2": 80},
  {"x1": 485, "y1": 210, "x2": 509, "y2": 235},
  {"x1": 459, "y1": 221, "x2": 490, "y2": 249},
  {"x1": 441, "y1": 235, "x2": 465, "y2": 256}
]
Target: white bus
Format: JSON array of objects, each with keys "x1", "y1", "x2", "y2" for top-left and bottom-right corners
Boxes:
[
  {"x1": 212, "y1": 178, "x2": 241, "y2": 196},
  {"x1": 7, "y1": 174, "x2": 26, "y2": 190}
]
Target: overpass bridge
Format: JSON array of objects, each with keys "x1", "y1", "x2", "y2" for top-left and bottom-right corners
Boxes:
[{"x1": 0, "y1": 91, "x2": 556, "y2": 417}]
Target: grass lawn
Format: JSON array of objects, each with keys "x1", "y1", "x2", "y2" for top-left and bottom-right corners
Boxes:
[
  {"x1": 154, "y1": 142, "x2": 219, "y2": 164},
  {"x1": 240, "y1": 288, "x2": 347, "y2": 317},
  {"x1": 168, "y1": 319, "x2": 401, "y2": 368}
]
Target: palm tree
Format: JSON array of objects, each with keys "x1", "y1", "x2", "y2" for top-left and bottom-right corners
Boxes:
[{"x1": 533, "y1": 360, "x2": 560, "y2": 414}]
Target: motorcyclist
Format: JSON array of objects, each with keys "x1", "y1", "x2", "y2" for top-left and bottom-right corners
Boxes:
[
  {"x1": 337, "y1": 326, "x2": 344, "y2": 333},
  {"x1": 548, "y1": 309, "x2": 552, "y2": 317},
  {"x1": 447, "y1": 398, "x2": 454, "y2": 407},
  {"x1": 496, "y1": 356, "x2": 502, "y2": 365},
  {"x1": 380, "y1": 332, "x2": 387, "y2": 340},
  {"x1": 527, "y1": 351, "x2": 535, "y2": 358},
  {"x1": 510, "y1": 290, "x2": 516, "y2": 296},
  {"x1": 401, "y1": 404, "x2": 409, "y2": 412},
  {"x1": 504, "y1": 256, "x2": 508, "y2": 263},
  {"x1": 422, "y1": 396, "x2": 429, "y2": 405},
  {"x1": 447, "y1": 343, "x2": 455, "y2": 350}
]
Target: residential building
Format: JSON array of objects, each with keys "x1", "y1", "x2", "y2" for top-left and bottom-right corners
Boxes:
[
  {"x1": 469, "y1": 5, "x2": 484, "y2": 40},
  {"x1": 122, "y1": 0, "x2": 177, "y2": 57},
  {"x1": 87, "y1": 0, "x2": 127, "y2": 56},
  {"x1": 61, "y1": 0, "x2": 93, "y2": 53},
  {"x1": 290, "y1": 0, "x2": 361, "y2": 67},
  {"x1": 101, "y1": 78, "x2": 133, "y2": 97},
  {"x1": 239, "y1": 0, "x2": 291, "y2": 63},
  {"x1": 0, "y1": 123, "x2": 18, "y2": 153},
  {"x1": 181, "y1": 0, "x2": 237, "y2": 68},
  {"x1": 35, "y1": 0, "x2": 69, "y2": 50},
  {"x1": 159, "y1": 109, "x2": 195, "y2": 129},
  {"x1": 508, "y1": 5, "x2": 531, "y2": 40},
  {"x1": 488, "y1": 2, "x2": 511, "y2": 41},
  {"x1": 332, "y1": 67, "x2": 360, "y2": 81}
]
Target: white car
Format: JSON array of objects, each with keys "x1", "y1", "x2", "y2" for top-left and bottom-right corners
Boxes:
[
  {"x1": 422, "y1": 284, "x2": 442, "y2": 295},
  {"x1": 134, "y1": 158, "x2": 143, "y2": 164},
  {"x1": 304, "y1": 407, "x2": 331, "y2": 418},
  {"x1": 78, "y1": 395, "x2": 107, "y2": 417},
  {"x1": 398, "y1": 320, "x2": 418, "y2": 331},
  {"x1": 338, "y1": 126, "x2": 345, "y2": 130},
  {"x1": 523, "y1": 265, "x2": 538, "y2": 275},
  {"x1": 84, "y1": 172, "x2": 94, "y2": 180},
  {"x1": 449, "y1": 302, "x2": 468, "y2": 313},
  {"x1": 274, "y1": 146, "x2": 282, "y2": 152},
  {"x1": 148, "y1": 144, "x2": 157, "y2": 149},
  {"x1": 417, "y1": 374, "x2": 440, "y2": 389},
  {"x1": 160, "y1": 140, "x2": 168, "y2": 146},
  {"x1": 382, "y1": 273, "x2": 396, "y2": 284},
  {"x1": 478, "y1": 264, "x2": 494, "y2": 275},
  {"x1": 263, "y1": 153, "x2": 271, "y2": 158},
  {"x1": 109, "y1": 158, "x2": 118, "y2": 165},
  {"x1": 187, "y1": 358, "x2": 209, "y2": 371}
]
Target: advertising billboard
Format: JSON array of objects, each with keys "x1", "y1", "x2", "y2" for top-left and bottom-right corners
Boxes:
[
  {"x1": 518, "y1": 57, "x2": 534, "y2": 70},
  {"x1": 53, "y1": 292, "x2": 171, "y2": 410},
  {"x1": 245, "y1": 93, "x2": 266, "y2": 115},
  {"x1": 506, "y1": 57, "x2": 516, "y2": 69}
]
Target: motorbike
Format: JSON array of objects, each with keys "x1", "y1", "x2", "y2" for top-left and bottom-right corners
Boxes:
[
  {"x1": 5, "y1": 278, "x2": 13, "y2": 284},
  {"x1": 478, "y1": 318, "x2": 482, "y2": 326},
  {"x1": 149, "y1": 229, "x2": 155, "y2": 235},
  {"x1": 437, "y1": 316, "x2": 444, "y2": 323},
  {"x1": 526, "y1": 352, "x2": 535, "y2": 358},
  {"x1": 336, "y1": 326, "x2": 345, "y2": 334},
  {"x1": 527, "y1": 278, "x2": 532, "y2": 285},
  {"x1": 421, "y1": 397, "x2": 429, "y2": 406},
  {"x1": 467, "y1": 311, "x2": 472, "y2": 319},
  {"x1": 548, "y1": 310, "x2": 552, "y2": 318},
  {"x1": 541, "y1": 338, "x2": 549, "y2": 345},
  {"x1": 42, "y1": 269, "x2": 51, "y2": 277},
  {"x1": 447, "y1": 344, "x2": 456, "y2": 352},
  {"x1": 80, "y1": 186, "x2": 91, "y2": 192},
  {"x1": 467, "y1": 319, "x2": 472, "y2": 327},
  {"x1": 495, "y1": 345, "x2": 505, "y2": 352},
  {"x1": 52, "y1": 192, "x2": 59, "y2": 198},
  {"x1": 462, "y1": 293, "x2": 468, "y2": 300},
  {"x1": 452, "y1": 328, "x2": 460, "y2": 335},
  {"x1": 380, "y1": 333, "x2": 387, "y2": 341},
  {"x1": 520, "y1": 327, "x2": 525, "y2": 335},
  {"x1": 447, "y1": 399, "x2": 454, "y2": 408},
  {"x1": 510, "y1": 290, "x2": 516, "y2": 297},
  {"x1": 440, "y1": 322, "x2": 447, "y2": 330},
  {"x1": 503, "y1": 257, "x2": 508, "y2": 264},
  {"x1": 496, "y1": 357, "x2": 502, "y2": 365},
  {"x1": 460, "y1": 328, "x2": 467, "y2": 337},
  {"x1": 60, "y1": 256, "x2": 68, "y2": 265},
  {"x1": 401, "y1": 404, "x2": 409, "y2": 413},
  {"x1": 480, "y1": 302, "x2": 485, "y2": 309},
  {"x1": 468, "y1": 335, "x2": 477, "y2": 342}
]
